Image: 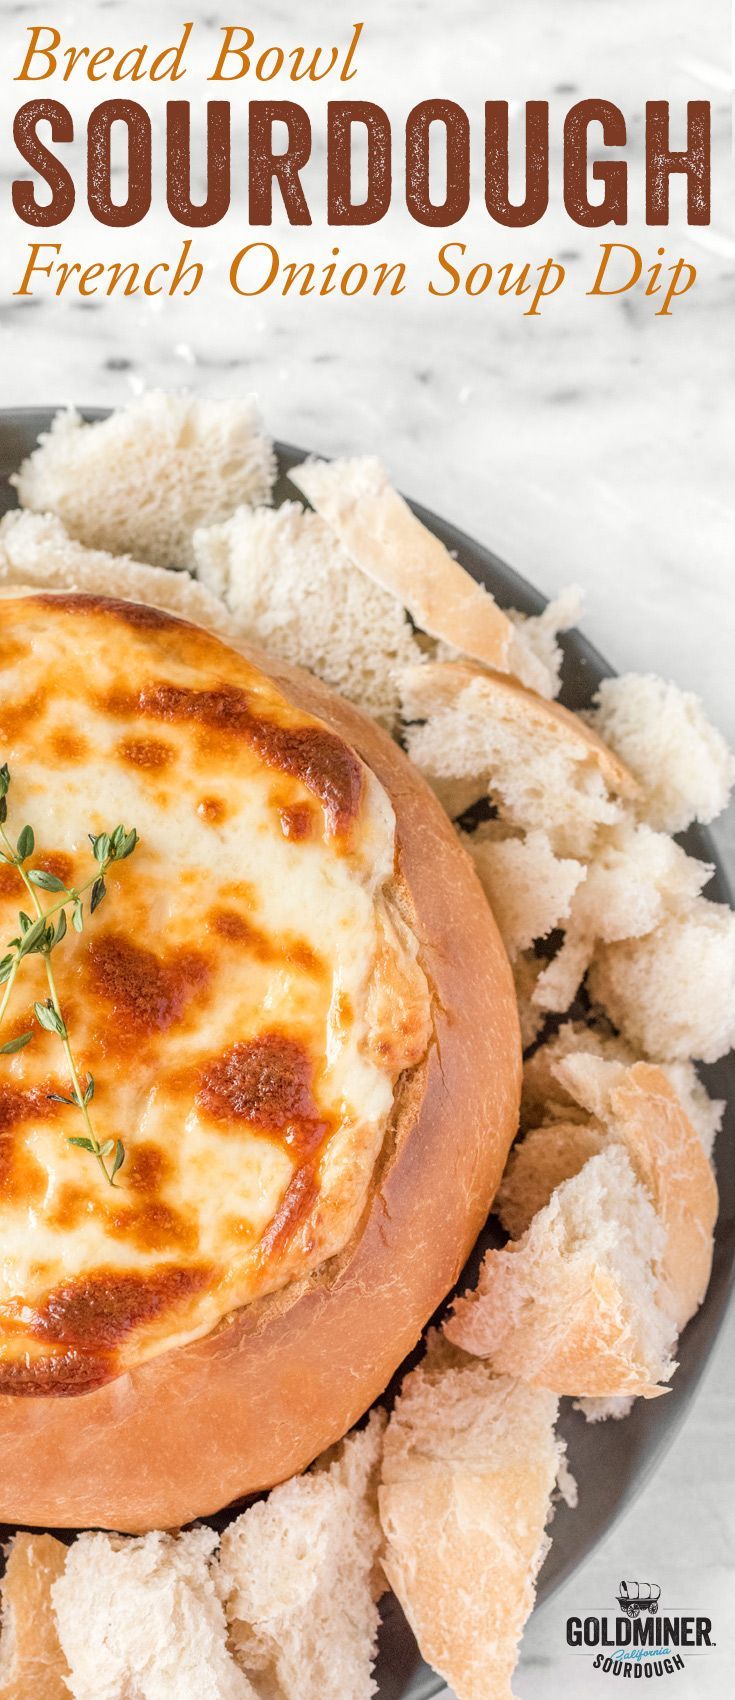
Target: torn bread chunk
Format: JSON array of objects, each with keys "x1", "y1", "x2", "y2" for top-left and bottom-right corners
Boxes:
[
  {"x1": 521, "y1": 1023, "x2": 723, "y2": 1157},
  {"x1": 0, "y1": 1534, "x2": 69, "y2": 1700},
  {"x1": 589, "y1": 673, "x2": 734, "y2": 834},
  {"x1": 567, "y1": 823, "x2": 712, "y2": 937},
  {"x1": 464, "y1": 825, "x2": 585, "y2": 959},
  {"x1": 533, "y1": 822, "x2": 712, "y2": 1013},
  {"x1": 532, "y1": 933, "x2": 596, "y2": 1017},
  {"x1": 553, "y1": 1056, "x2": 718, "y2": 1331},
  {"x1": 521, "y1": 1020, "x2": 635, "y2": 1130},
  {"x1": 217, "y1": 1415, "x2": 385, "y2": 1700},
  {"x1": 379, "y1": 1343, "x2": 567, "y2": 1700},
  {"x1": 0, "y1": 509, "x2": 233, "y2": 635},
  {"x1": 400, "y1": 661, "x2": 636, "y2": 857},
  {"x1": 52, "y1": 1529, "x2": 252, "y2": 1700},
  {"x1": 589, "y1": 899, "x2": 735, "y2": 1063},
  {"x1": 507, "y1": 584, "x2": 583, "y2": 700},
  {"x1": 290, "y1": 456, "x2": 549, "y2": 693},
  {"x1": 445, "y1": 1147, "x2": 676, "y2": 1398},
  {"x1": 13, "y1": 394, "x2": 275, "y2": 572},
  {"x1": 496, "y1": 1120, "x2": 608, "y2": 1240},
  {"x1": 193, "y1": 501, "x2": 421, "y2": 728}
]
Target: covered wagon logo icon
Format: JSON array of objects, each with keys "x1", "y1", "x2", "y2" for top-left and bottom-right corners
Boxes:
[
  {"x1": 566, "y1": 1578, "x2": 715, "y2": 1679},
  {"x1": 617, "y1": 1581, "x2": 661, "y2": 1619}
]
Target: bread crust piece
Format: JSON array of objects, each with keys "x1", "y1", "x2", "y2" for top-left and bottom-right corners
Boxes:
[
  {"x1": 444, "y1": 1146, "x2": 676, "y2": 1398},
  {"x1": 0, "y1": 592, "x2": 520, "y2": 1532},
  {"x1": 497, "y1": 1062, "x2": 718, "y2": 1327},
  {"x1": 379, "y1": 1346, "x2": 565, "y2": 1700},
  {"x1": 496, "y1": 1120, "x2": 607, "y2": 1239},
  {"x1": 290, "y1": 457, "x2": 515, "y2": 674},
  {"x1": 553, "y1": 1057, "x2": 718, "y2": 1331},
  {"x1": 400, "y1": 660, "x2": 637, "y2": 803},
  {"x1": 0, "y1": 1534, "x2": 70, "y2": 1700}
]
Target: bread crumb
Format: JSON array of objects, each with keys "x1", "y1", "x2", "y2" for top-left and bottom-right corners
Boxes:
[
  {"x1": 496, "y1": 1119, "x2": 607, "y2": 1239},
  {"x1": 513, "y1": 951, "x2": 548, "y2": 1049},
  {"x1": 552, "y1": 1055, "x2": 718, "y2": 1330},
  {"x1": 521, "y1": 1020, "x2": 633, "y2": 1130}
]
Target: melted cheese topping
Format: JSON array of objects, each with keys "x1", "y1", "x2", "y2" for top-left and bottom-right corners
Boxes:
[{"x1": 0, "y1": 595, "x2": 431, "y2": 1394}]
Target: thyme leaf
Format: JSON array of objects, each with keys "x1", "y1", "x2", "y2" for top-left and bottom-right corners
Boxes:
[{"x1": 0, "y1": 763, "x2": 138, "y2": 1188}]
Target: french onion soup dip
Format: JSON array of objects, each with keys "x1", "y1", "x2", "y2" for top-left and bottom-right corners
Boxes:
[{"x1": 0, "y1": 593, "x2": 431, "y2": 1393}]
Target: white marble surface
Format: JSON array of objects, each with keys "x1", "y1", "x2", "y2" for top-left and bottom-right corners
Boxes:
[{"x1": 0, "y1": 0, "x2": 733, "y2": 1694}]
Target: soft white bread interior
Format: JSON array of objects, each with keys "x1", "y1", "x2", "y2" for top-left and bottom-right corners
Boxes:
[
  {"x1": 532, "y1": 822, "x2": 713, "y2": 1014},
  {"x1": 0, "y1": 509, "x2": 233, "y2": 635},
  {"x1": 589, "y1": 673, "x2": 735, "y2": 833},
  {"x1": 217, "y1": 1415, "x2": 385, "y2": 1700},
  {"x1": 193, "y1": 501, "x2": 421, "y2": 728},
  {"x1": 12, "y1": 394, "x2": 274, "y2": 571},
  {"x1": 445, "y1": 1147, "x2": 676, "y2": 1397},
  {"x1": 496, "y1": 1120, "x2": 608, "y2": 1240},
  {"x1": 379, "y1": 1339, "x2": 568, "y2": 1700},
  {"x1": 0, "y1": 1534, "x2": 69, "y2": 1700},
  {"x1": 400, "y1": 661, "x2": 636, "y2": 856},
  {"x1": 290, "y1": 456, "x2": 554, "y2": 694},
  {"x1": 565, "y1": 823, "x2": 711, "y2": 938},
  {"x1": 52, "y1": 1529, "x2": 252, "y2": 1700},
  {"x1": 463, "y1": 825, "x2": 585, "y2": 959},
  {"x1": 552, "y1": 1056, "x2": 718, "y2": 1331},
  {"x1": 589, "y1": 898, "x2": 735, "y2": 1063},
  {"x1": 521, "y1": 1022, "x2": 723, "y2": 1157}
]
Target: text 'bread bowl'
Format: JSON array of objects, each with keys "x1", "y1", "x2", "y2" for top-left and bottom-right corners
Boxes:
[{"x1": 0, "y1": 590, "x2": 520, "y2": 1530}]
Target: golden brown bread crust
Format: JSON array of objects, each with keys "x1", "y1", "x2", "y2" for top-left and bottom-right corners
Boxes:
[
  {"x1": 0, "y1": 602, "x2": 521, "y2": 1531},
  {"x1": 0, "y1": 1534, "x2": 70, "y2": 1700}
]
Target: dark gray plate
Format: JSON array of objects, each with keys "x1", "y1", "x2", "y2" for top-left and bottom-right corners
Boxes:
[{"x1": 0, "y1": 410, "x2": 733, "y2": 1699}]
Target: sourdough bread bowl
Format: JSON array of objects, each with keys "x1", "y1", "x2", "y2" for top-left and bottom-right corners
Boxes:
[{"x1": 0, "y1": 589, "x2": 520, "y2": 1532}]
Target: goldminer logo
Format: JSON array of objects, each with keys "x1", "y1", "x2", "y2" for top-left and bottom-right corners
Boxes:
[{"x1": 566, "y1": 1580, "x2": 715, "y2": 1679}]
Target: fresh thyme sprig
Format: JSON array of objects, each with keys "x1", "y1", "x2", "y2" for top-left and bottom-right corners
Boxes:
[{"x1": 0, "y1": 762, "x2": 138, "y2": 1187}]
